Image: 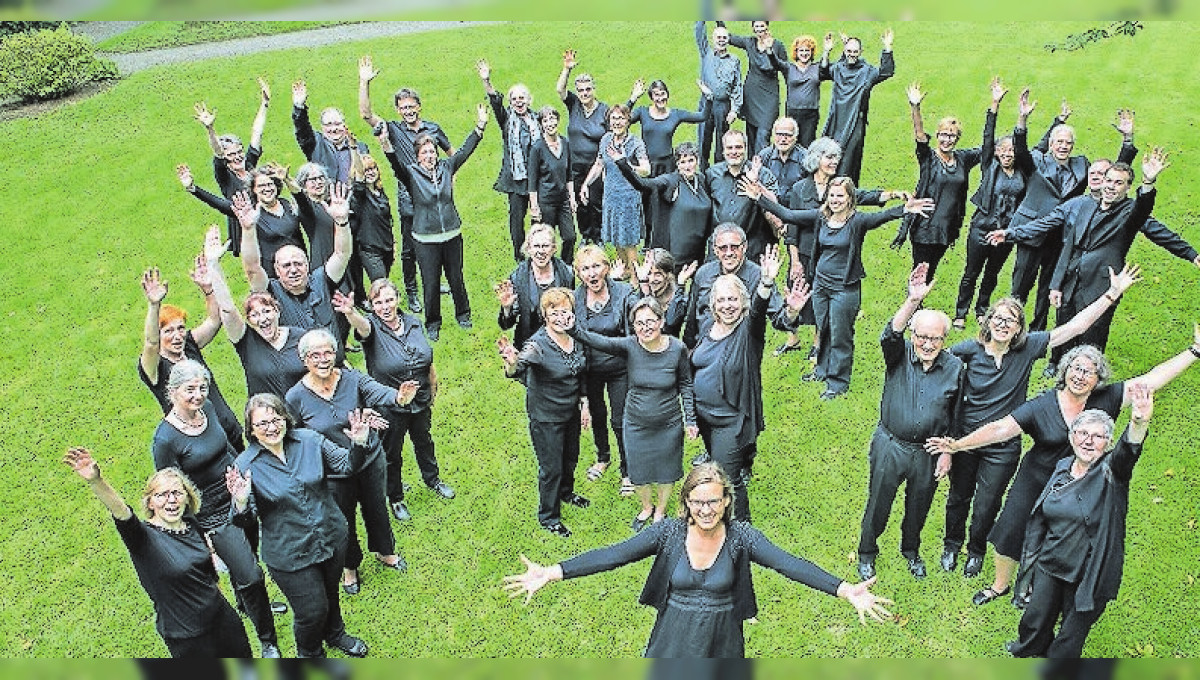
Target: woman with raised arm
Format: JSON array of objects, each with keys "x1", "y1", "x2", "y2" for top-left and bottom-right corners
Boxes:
[
  {"x1": 290, "y1": 162, "x2": 341, "y2": 274},
  {"x1": 479, "y1": 58, "x2": 541, "y2": 263},
  {"x1": 334, "y1": 283, "x2": 455, "y2": 523},
  {"x1": 527, "y1": 105, "x2": 578, "y2": 265},
  {"x1": 497, "y1": 224, "x2": 576, "y2": 350},
  {"x1": 503, "y1": 462, "x2": 892, "y2": 658},
  {"x1": 382, "y1": 103, "x2": 488, "y2": 342},
  {"x1": 347, "y1": 150, "x2": 395, "y2": 308},
  {"x1": 151, "y1": 360, "x2": 281, "y2": 657},
  {"x1": 926, "y1": 324, "x2": 1200, "y2": 608},
  {"x1": 580, "y1": 105, "x2": 650, "y2": 276},
  {"x1": 743, "y1": 177, "x2": 932, "y2": 399},
  {"x1": 64, "y1": 447, "x2": 252, "y2": 658},
  {"x1": 935, "y1": 264, "x2": 1140, "y2": 581},
  {"x1": 690, "y1": 246, "x2": 808, "y2": 523},
  {"x1": 777, "y1": 34, "x2": 821, "y2": 147},
  {"x1": 227, "y1": 395, "x2": 378, "y2": 658},
  {"x1": 555, "y1": 48, "x2": 617, "y2": 246},
  {"x1": 891, "y1": 81, "x2": 985, "y2": 280},
  {"x1": 138, "y1": 259, "x2": 244, "y2": 450},
  {"x1": 633, "y1": 248, "x2": 697, "y2": 338},
  {"x1": 615, "y1": 141, "x2": 713, "y2": 261},
  {"x1": 725, "y1": 21, "x2": 788, "y2": 155}
]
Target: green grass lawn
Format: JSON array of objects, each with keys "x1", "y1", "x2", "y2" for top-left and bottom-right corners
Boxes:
[
  {"x1": 94, "y1": 21, "x2": 358, "y2": 53},
  {"x1": 2, "y1": 21, "x2": 1198, "y2": 658}
]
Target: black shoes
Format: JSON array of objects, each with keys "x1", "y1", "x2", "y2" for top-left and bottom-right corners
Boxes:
[
  {"x1": 940, "y1": 548, "x2": 959, "y2": 572},
  {"x1": 631, "y1": 514, "x2": 652, "y2": 532},
  {"x1": 906, "y1": 555, "x2": 927, "y2": 579},
  {"x1": 328, "y1": 633, "x2": 368, "y2": 658},
  {"x1": 963, "y1": 553, "x2": 984, "y2": 578},
  {"x1": 391, "y1": 500, "x2": 411, "y2": 521},
  {"x1": 426, "y1": 325, "x2": 440, "y2": 342},
  {"x1": 856, "y1": 559, "x2": 876, "y2": 581},
  {"x1": 801, "y1": 371, "x2": 824, "y2": 383},
  {"x1": 261, "y1": 642, "x2": 281, "y2": 659},
  {"x1": 819, "y1": 389, "x2": 845, "y2": 401},
  {"x1": 542, "y1": 522, "x2": 571, "y2": 538},
  {"x1": 406, "y1": 289, "x2": 423, "y2": 314},
  {"x1": 1041, "y1": 362, "x2": 1057, "y2": 379},
  {"x1": 1012, "y1": 589, "x2": 1031, "y2": 610},
  {"x1": 377, "y1": 555, "x2": 408, "y2": 572},
  {"x1": 457, "y1": 317, "x2": 473, "y2": 330},
  {"x1": 342, "y1": 579, "x2": 360, "y2": 596},
  {"x1": 972, "y1": 584, "x2": 1011, "y2": 606},
  {"x1": 563, "y1": 493, "x2": 591, "y2": 508},
  {"x1": 429, "y1": 480, "x2": 456, "y2": 499}
]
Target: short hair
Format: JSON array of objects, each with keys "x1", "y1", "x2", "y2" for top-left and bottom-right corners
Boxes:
[
  {"x1": 977, "y1": 297, "x2": 1028, "y2": 349},
  {"x1": 674, "y1": 141, "x2": 699, "y2": 163},
  {"x1": 272, "y1": 245, "x2": 309, "y2": 275},
  {"x1": 1070, "y1": 409, "x2": 1116, "y2": 446},
  {"x1": 368, "y1": 278, "x2": 400, "y2": 301},
  {"x1": 538, "y1": 287, "x2": 574, "y2": 318},
  {"x1": 628, "y1": 296, "x2": 665, "y2": 325},
  {"x1": 909, "y1": 308, "x2": 951, "y2": 337},
  {"x1": 712, "y1": 222, "x2": 746, "y2": 245},
  {"x1": 167, "y1": 359, "x2": 211, "y2": 395},
  {"x1": 319, "y1": 107, "x2": 345, "y2": 125},
  {"x1": 413, "y1": 133, "x2": 438, "y2": 156},
  {"x1": 250, "y1": 169, "x2": 282, "y2": 193},
  {"x1": 708, "y1": 273, "x2": 749, "y2": 315},
  {"x1": 996, "y1": 134, "x2": 1015, "y2": 150},
  {"x1": 791, "y1": 35, "x2": 817, "y2": 61},
  {"x1": 678, "y1": 462, "x2": 735, "y2": 524},
  {"x1": 1050, "y1": 124, "x2": 1076, "y2": 144},
  {"x1": 521, "y1": 223, "x2": 559, "y2": 258},
  {"x1": 646, "y1": 247, "x2": 676, "y2": 275},
  {"x1": 1108, "y1": 161, "x2": 1135, "y2": 182},
  {"x1": 242, "y1": 291, "x2": 280, "y2": 318},
  {"x1": 244, "y1": 393, "x2": 295, "y2": 444},
  {"x1": 1055, "y1": 345, "x2": 1113, "y2": 390},
  {"x1": 537, "y1": 105, "x2": 560, "y2": 122},
  {"x1": 159, "y1": 304, "x2": 187, "y2": 329},
  {"x1": 141, "y1": 467, "x2": 202, "y2": 519},
  {"x1": 508, "y1": 83, "x2": 532, "y2": 104},
  {"x1": 298, "y1": 328, "x2": 339, "y2": 361},
  {"x1": 822, "y1": 176, "x2": 859, "y2": 217},
  {"x1": 295, "y1": 162, "x2": 328, "y2": 187},
  {"x1": 648, "y1": 79, "x2": 669, "y2": 97},
  {"x1": 844, "y1": 36, "x2": 862, "y2": 50},
  {"x1": 393, "y1": 87, "x2": 421, "y2": 108},
  {"x1": 773, "y1": 117, "x2": 799, "y2": 135},
  {"x1": 936, "y1": 117, "x2": 962, "y2": 138},
  {"x1": 573, "y1": 73, "x2": 594, "y2": 88},
  {"x1": 607, "y1": 104, "x2": 631, "y2": 126},
  {"x1": 804, "y1": 137, "x2": 842, "y2": 172},
  {"x1": 218, "y1": 134, "x2": 243, "y2": 149},
  {"x1": 722, "y1": 128, "x2": 747, "y2": 147},
  {"x1": 573, "y1": 244, "x2": 609, "y2": 270}
]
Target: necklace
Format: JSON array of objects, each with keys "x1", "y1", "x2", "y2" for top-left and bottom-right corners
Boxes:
[{"x1": 170, "y1": 408, "x2": 206, "y2": 431}]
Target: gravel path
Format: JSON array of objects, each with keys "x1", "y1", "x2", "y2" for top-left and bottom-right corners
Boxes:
[{"x1": 91, "y1": 21, "x2": 496, "y2": 76}]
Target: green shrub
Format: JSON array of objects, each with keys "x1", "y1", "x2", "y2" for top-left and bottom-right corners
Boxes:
[
  {"x1": 0, "y1": 24, "x2": 117, "y2": 101},
  {"x1": 0, "y1": 22, "x2": 61, "y2": 40}
]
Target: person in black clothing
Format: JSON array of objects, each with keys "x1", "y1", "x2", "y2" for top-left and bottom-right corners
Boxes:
[
  {"x1": 138, "y1": 262, "x2": 244, "y2": 450},
  {"x1": 479, "y1": 58, "x2": 541, "y2": 263},
  {"x1": 528, "y1": 105, "x2": 578, "y2": 264},
  {"x1": 64, "y1": 447, "x2": 252, "y2": 658},
  {"x1": 725, "y1": 20, "x2": 788, "y2": 156},
  {"x1": 555, "y1": 49, "x2": 617, "y2": 245},
  {"x1": 227, "y1": 393, "x2": 377, "y2": 658},
  {"x1": 152, "y1": 360, "x2": 281, "y2": 658},
  {"x1": 497, "y1": 287, "x2": 591, "y2": 538},
  {"x1": 503, "y1": 462, "x2": 892, "y2": 658},
  {"x1": 335, "y1": 281, "x2": 456, "y2": 523},
  {"x1": 497, "y1": 224, "x2": 576, "y2": 349},
  {"x1": 617, "y1": 141, "x2": 714, "y2": 265},
  {"x1": 292, "y1": 79, "x2": 367, "y2": 185},
  {"x1": 633, "y1": 248, "x2": 697, "y2": 339},
  {"x1": 818, "y1": 29, "x2": 895, "y2": 184},
  {"x1": 347, "y1": 152, "x2": 395, "y2": 308}
]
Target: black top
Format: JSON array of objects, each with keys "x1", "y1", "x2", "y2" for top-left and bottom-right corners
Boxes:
[
  {"x1": 562, "y1": 91, "x2": 611, "y2": 170},
  {"x1": 528, "y1": 135, "x2": 573, "y2": 203},
  {"x1": 498, "y1": 258, "x2": 576, "y2": 348},
  {"x1": 213, "y1": 147, "x2": 262, "y2": 256},
  {"x1": 253, "y1": 199, "x2": 306, "y2": 275},
  {"x1": 114, "y1": 511, "x2": 228, "y2": 638},
  {"x1": 726, "y1": 32, "x2": 787, "y2": 129},
  {"x1": 758, "y1": 198, "x2": 905, "y2": 288},
  {"x1": 510, "y1": 327, "x2": 586, "y2": 423},
  {"x1": 630, "y1": 104, "x2": 708, "y2": 167},
  {"x1": 756, "y1": 145, "x2": 807, "y2": 198},
  {"x1": 683, "y1": 259, "x2": 796, "y2": 348},
  {"x1": 567, "y1": 329, "x2": 697, "y2": 427},
  {"x1": 692, "y1": 293, "x2": 772, "y2": 446},
  {"x1": 573, "y1": 279, "x2": 636, "y2": 376},
  {"x1": 706, "y1": 163, "x2": 779, "y2": 259},
  {"x1": 950, "y1": 331, "x2": 1051, "y2": 434},
  {"x1": 819, "y1": 52, "x2": 895, "y2": 144},
  {"x1": 151, "y1": 401, "x2": 237, "y2": 531},
  {"x1": 384, "y1": 118, "x2": 452, "y2": 218},
  {"x1": 138, "y1": 331, "x2": 243, "y2": 447},
  {"x1": 616, "y1": 158, "x2": 713, "y2": 264},
  {"x1": 358, "y1": 312, "x2": 435, "y2": 413},
  {"x1": 233, "y1": 429, "x2": 363, "y2": 571},
  {"x1": 1010, "y1": 383, "x2": 1125, "y2": 478},
  {"x1": 285, "y1": 368, "x2": 396, "y2": 476},
  {"x1": 898, "y1": 141, "x2": 983, "y2": 246},
  {"x1": 782, "y1": 177, "x2": 886, "y2": 255},
  {"x1": 691, "y1": 332, "x2": 738, "y2": 418},
  {"x1": 292, "y1": 192, "x2": 336, "y2": 271},
  {"x1": 968, "y1": 110, "x2": 1028, "y2": 230},
  {"x1": 267, "y1": 265, "x2": 345, "y2": 340},
  {"x1": 292, "y1": 105, "x2": 368, "y2": 184},
  {"x1": 232, "y1": 326, "x2": 307, "y2": 399},
  {"x1": 385, "y1": 130, "x2": 481, "y2": 240},
  {"x1": 878, "y1": 323, "x2": 964, "y2": 442},
  {"x1": 349, "y1": 180, "x2": 394, "y2": 252},
  {"x1": 489, "y1": 90, "x2": 540, "y2": 195}
]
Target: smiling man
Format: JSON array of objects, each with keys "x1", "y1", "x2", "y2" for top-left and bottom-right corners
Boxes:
[{"x1": 292, "y1": 80, "x2": 368, "y2": 185}]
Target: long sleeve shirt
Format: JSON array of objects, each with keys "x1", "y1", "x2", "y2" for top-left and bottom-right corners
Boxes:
[{"x1": 695, "y1": 21, "x2": 743, "y2": 111}]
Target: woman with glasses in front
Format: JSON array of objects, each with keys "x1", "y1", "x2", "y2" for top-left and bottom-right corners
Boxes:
[{"x1": 927, "y1": 322, "x2": 1200, "y2": 608}]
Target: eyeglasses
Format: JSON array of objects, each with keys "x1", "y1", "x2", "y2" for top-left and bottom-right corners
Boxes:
[
  {"x1": 1067, "y1": 364, "x2": 1098, "y2": 378},
  {"x1": 253, "y1": 416, "x2": 285, "y2": 431},
  {"x1": 1073, "y1": 430, "x2": 1110, "y2": 443},
  {"x1": 305, "y1": 349, "x2": 336, "y2": 360},
  {"x1": 774, "y1": 130, "x2": 796, "y2": 137},
  {"x1": 304, "y1": 176, "x2": 326, "y2": 183},
  {"x1": 715, "y1": 242, "x2": 745, "y2": 252},
  {"x1": 686, "y1": 497, "x2": 726, "y2": 510},
  {"x1": 990, "y1": 315, "x2": 1019, "y2": 328},
  {"x1": 633, "y1": 319, "x2": 661, "y2": 329},
  {"x1": 152, "y1": 489, "x2": 186, "y2": 501},
  {"x1": 913, "y1": 334, "x2": 945, "y2": 345}
]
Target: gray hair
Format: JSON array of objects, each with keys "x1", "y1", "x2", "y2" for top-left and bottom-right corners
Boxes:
[
  {"x1": 298, "y1": 328, "x2": 339, "y2": 361},
  {"x1": 319, "y1": 107, "x2": 346, "y2": 125},
  {"x1": 712, "y1": 222, "x2": 746, "y2": 244},
  {"x1": 508, "y1": 83, "x2": 532, "y2": 104},
  {"x1": 804, "y1": 137, "x2": 842, "y2": 173},
  {"x1": 1070, "y1": 408, "x2": 1116, "y2": 446},
  {"x1": 708, "y1": 273, "x2": 749, "y2": 315},
  {"x1": 1055, "y1": 345, "x2": 1112, "y2": 390},
  {"x1": 295, "y1": 162, "x2": 329, "y2": 185},
  {"x1": 1050, "y1": 124, "x2": 1076, "y2": 144},
  {"x1": 167, "y1": 359, "x2": 211, "y2": 394},
  {"x1": 909, "y1": 308, "x2": 951, "y2": 337},
  {"x1": 218, "y1": 134, "x2": 243, "y2": 149}
]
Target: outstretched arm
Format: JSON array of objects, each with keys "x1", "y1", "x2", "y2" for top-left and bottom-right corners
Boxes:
[
  {"x1": 556, "y1": 49, "x2": 575, "y2": 101},
  {"x1": 891, "y1": 263, "x2": 933, "y2": 333},
  {"x1": 324, "y1": 182, "x2": 353, "y2": 282},
  {"x1": 249, "y1": 77, "x2": 270, "y2": 150},
  {"x1": 502, "y1": 554, "x2": 564, "y2": 604},
  {"x1": 1048, "y1": 264, "x2": 1140, "y2": 349},
  {"x1": 906, "y1": 82, "x2": 927, "y2": 142},
  {"x1": 138, "y1": 267, "x2": 168, "y2": 381},
  {"x1": 188, "y1": 254, "x2": 222, "y2": 349},
  {"x1": 63, "y1": 447, "x2": 133, "y2": 521},
  {"x1": 233, "y1": 193, "x2": 269, "y2": 292},
  {"x1": 194, "y1": 102, "x2": 223, "y2": 157},
  {"x1": 358, "y1": 56, "x2": 384, "y2": 128},
  {"x1": 925, "y1": 415, "x2": 1022, "y2": 456},
  {"x1": 205, "y1": 225, "x2": 247, "y2": 344},
  {"x1": 1124, "y1": 323, "x2": 1200, "y2": 405}
]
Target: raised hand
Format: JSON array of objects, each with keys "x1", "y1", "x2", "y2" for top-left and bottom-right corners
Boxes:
[
  {"x1": 562, "y1": 49, "x2": 577, "y2": 70},
  {"x1": 203, "y1": 224, "x2": 229, "y2": 262},
  {"x1": 257, "y1": 76, "x2": 270, "y2": 105},
  {"x1": 906, "y1": 82, "x2": 925, "y2": 107},
  {"x1": 1058, "y1": 98, "x2": 1071, "y2": 121},
  {"x1": 903, "y1": 196, "x2": 935, "y2": 217},
  {"x1": 142, "y1": 267, "x2": 168, "y2": 304},
  {"x1": 838, "y1": 577, "x2": 894, "y2": 625},
  {"x1": 292, "y1": 80, "x2": 307, "y2": 108},
  {"x1": 496, "y1": 336, "x2": 519, "y2": 366},
  {"x1": 494, "y1": 279, "x2": 517, "y2": 310},
  {"x1": 1017, "y1": 87, "x2": 1036, "y2": 119},
  {"x1": 634, "y1": 251, "x2": 653, "y2": 284},
  {"x1": 1128, "y1": 382, "x2": 1154, "y2": 424},
  {"x1": 907, "y1": 262, "x2": 933, "y2": 300},
  {"x1": 631, "y1": 78, "x2": 647, "y2": 101},
  {"x1": 677, "y1": 260, "x2": 698, "y2": 286},
  {"x1": 397, "y1": 380, "x2": 420, "y2": 406},
  {"x1": 759, "y1": 243, "x2": 783, "y2": 282},
  {"x1": 476, "y1": 102, "x2": 489, "y2": 128},
  {"x1": 881, "y1": 28, "x2": 894, "y2": 50},
  {"x1": 189, "y1": 254, "x2": 212, "y2": 292},
  {"x1": 746, "y1": 155, "x2": 763, "y2": 182},
  {"x1": 231, "y1": 191, "x2": 258, "y2": 229},
  {"x1": 1114, "y1": 108, "x2": 1135, "y2": 137},
  {"x1": 989, "y1": 75, "x2": 1007, "y2": 104},
  {"x1": 502, "y1": 554, "x2": 559, "y2": 604},
  {"x1": 1142, "y1": 146, "x2": 1170, "y2": 183},
  {"x1": 476, "y1": 58, "x2": 491, "y2": 81},
  {"x1": 327, "y1": 182, "x2": 351, "y2": 222},
  {"x1": 193, "y1": 101, "x2": 216, "y2": 127},
  {"x1": 358, "y1": 55, "x2": 379, "y2": 82},
  {"x1": 609, "y1": 259, "x2": 626, "y2": 281},
  {"x1": 331, "y1": 290, "x2": 356, "y2": 316},
  {"x1": 1108, "y1": 263, "x2": 1141, "y2": 296},
  {"x1": 63, "y1": 447, "x2": 101, "y2": 482},
  {"x1": 344, "y1": 408, "x2": 372, "y2": 445},
  {"x1": 176, "y1": 163, "x2": 195, "y2": 191},
  {"x1": 784, "y1": 272, "x2": 812, "y2": 312},
  {"x1": 823, "y1": 32, "x2": 835, "y2": 53},
  {"x1": 736, "y1": 176, "x2": 764, "y2": 200},
  {"x1": 224, "y1": 466, "x2": 252, "y2": 508}
]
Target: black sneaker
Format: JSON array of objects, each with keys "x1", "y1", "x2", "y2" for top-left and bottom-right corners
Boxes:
[
  {"x1": 563, "y1": 493, "x2": 591, "y2": 508},
  {"x1": 426, "y1": 325, "x2": 440, "y2": 342},
  {"x1": 542, "y1": 522, "x2": 571, "y2": 538}
]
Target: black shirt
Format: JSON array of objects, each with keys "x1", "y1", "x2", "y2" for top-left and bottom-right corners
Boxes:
[
  {"x1": 138, "y1": 331, "x2": 243, "y2": 447},
  {"x1": 573, "y1": 279, "x2": 635, "y2": 376},
  {"x1": 358, "y1": 313, "x2": 435, "y2": 413},
  {"x1": 151, "y1": 401, "x2": 237, "y2": 531},
  {"x1": 349, "y1": 180, "x2": 394, "y2": 252},
  {"x1": 232, "y1": 326, "x2": 307, "y2": 399},
  {"x1": 950, "y1": 331, "x2": 1051, "y2": 434},
  {"x1": 266, "y1": 265, "x2": 344, "y2": 337},
  {"x1": 878, "y1": 323, "x2": 964, "y2": 441},
  {"x1": 285, "y1": 368, "x2": 396, "y2": 476},
  {"x1": 528, "y1": 135, "x2": 572, "y2": 204},
  {"x1": 512, "y1": 327, "x2": 586, "y2": 423}
]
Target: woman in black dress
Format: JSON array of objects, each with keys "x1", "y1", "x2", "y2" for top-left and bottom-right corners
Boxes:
[
  {"x1": 497, "y1": 224, "x2": 576, "y2": 349},
  {"x1": 335, "y1": 281, "x2": 455, "y2": 523},
  {"x1": 497, "y1": 287, "x2": 591, "y2": 538},
  {"x1": 891, "y1": 82, "x2": 984, "y2": 280},
  {"x1": 151, "y1": 360, "x2": 280, "y2": 657},
  {"x1": 633, "y1": 248, "x2": 697, "y2": 338},
  {"x1": 64, "y1": 448, "x2": 252, "y2": 658},
  {"x1": 528, "y1": 105, "x2": 577, "y2": 264},
  {"x1": 927, "y1": 328, "x2": 1200, "y2": 607},
  {"x1": 285, "y1": 328, "x2": 416, "y2": 595},
  {"x1": 1008, "y1": 384, "x2": 1154, "y2": 659},
  {"x1": 616, "y1": 141, "x2": 714, "y2": 262},
  {"x1": 726, "y1": 21, "x2": 787, "y2": 155},
  {"x1": 503, "y1": 462, "x2": 892, "y2": 658},
  {"x1": 568, "y1": 296, "x2": 698, "y2": 530}
]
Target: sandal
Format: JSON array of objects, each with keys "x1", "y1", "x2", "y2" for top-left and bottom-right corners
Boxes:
[
  {"x1": 773, "y1": 342, "x2": 802, "y2": 357},
  {"x1": 620, "y1": 477, "x2": 635, "y2": 496},
  {"x1": 952, "y1": 318, "x2": 966, "y2": 331},
  {"x1": 972, "y1": 585, "x2": 1011, "y2": 606},
  {"x1": 586, "y1": 462, "x2": 608, "y2": 482}
]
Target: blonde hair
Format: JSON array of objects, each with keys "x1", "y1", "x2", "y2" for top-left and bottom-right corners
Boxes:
[{"x1": 141, "y1": 468, "x2": 202, "y2": 519}]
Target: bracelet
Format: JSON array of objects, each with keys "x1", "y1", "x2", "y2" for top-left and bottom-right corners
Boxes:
[
  {"x1": 1189, "y1": 345, "x2": 1200, "y2": 359},
  {"x1": 202, "y1": 289, "x2": 214, "y2": 296}
]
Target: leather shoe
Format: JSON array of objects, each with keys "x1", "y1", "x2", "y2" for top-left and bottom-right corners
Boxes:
[
  {"x1": 819, "y1": 389, "x2": 845, "y2": 401},
  {"x1": 542, "y1": 521, "x2": 571, "y2": 538},
  {"x1": 972, "y1": 584, "x2": 1011, "y2": 606},
  {"x1": 631, "y1": 514, "x2": 652, "y2": 532},
  {"x1": 406, "y1": 290, "x2": 423, "y2": 314},
  {"x1": 856, "y1": 559, "x2": 875, "y2": 581},
  {"x1": 563, "y1": 493, "x2": 591, "y2": 508},
  {"x1": 328, "y1": 633, "x2": 368, "y2": 658},
  {"x1": 426, "y1": 325, "x2": 440, "y2": 342},
  {"x1": 963, "y1": 553, "x2": 984, "y2": 578},
  {"x1": 269, "y1": 601, "x2": 288, "y2": 615},
  {"x1": 1004, "y1": 640, "x2": 1019, "y2": 657},
  {"x1": 940, "y1": 548, "x2": 959, "y2": 572},
  {"x1": 429, "y1": 480, "x2": 456, "y2": 499},
  {"x1": 342, "y1": 579, "x2": 360, "y2": 596},
  {"x1": 801, "y1": 371, "x2": 824, "y2": 383},
  {"x1": 260, "y1": 642, "x2": 281, "y2": 659},
  {"x1": 391, "y1": 501, "x2": 411, "y2": 521},
  {"x1": 377, "y1": 555, "x2": 408, "y2": 572},
  {"x1": 1012, "y1": 589, "x2": 1031, "y2": 610},
  {"x1": 906, "y1": 555, "x2": 927, "y2": 579},
  {"x1": 457, "y1": 317, "x2": 473, "y2": 330}
]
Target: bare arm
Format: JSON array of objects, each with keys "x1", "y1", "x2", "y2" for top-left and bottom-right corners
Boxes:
[
  {"x1": 324, "y1": 183, "x2": 353, "y2": 282},
  {"x1": 333, "y1": 291, "x2": 372, "y2": 339},
  {"x1": 925, "y1": 415, "x2": 1023, "y2": 455},
  {"x1": 63, "y1": 448, "x2": 133, "y2": 521},
  {"x1": 139, "y1": 268, "x2": 167, "y2": 381},
  {"x1": 906, "y1": 83, "x2": 927, "y2": 142},
  {"x1": 1048, "y1": 264, "x2": 1140, "y2": 349},
  {"x1": 556, "y1": 49, "x2": 575, "y2": 101},
  {"x1": 891, "y1": 263, "x2": 932, "y2": 333},
  {"x1": 233, "y1": 193, "x2": 269, "y2": 292},
  {"x1": 1124, "y1": 323, "x2": 1200, "y2": 405},
  {"x1": 205, "y1": 225, "x2": 247, "y2": 344},
  {"x1": 188, "y1": 253, "x2": 222, "y2": 348},
  {"x1": 249, "y1": 77, "x2": 270, "y2": 150},
  {"x1": 195, "y1": 102, "x2": 223, "y2": 157},
  {"x1": 358, "y1": 56, "x2": 384, "y2": 128}
]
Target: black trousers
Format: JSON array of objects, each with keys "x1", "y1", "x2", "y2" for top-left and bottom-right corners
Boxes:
[
  {"x1": 745, "y1": 122, "x2": 770, "y2": 158},
  {"x1": 268, "y1": 544, "x2": 348, "y2": 658},
  {"x1": 956, "y1": 228, "x2": 1013, "y2": 320},
  {"x1": 572, "y1": 166, "x2": 602, "y2": 243},
  {"x1": 858, "y1": 425, "x2": 937, "y2": 560},
  {"x1": 697, "y1": 413, "x2": 752, "y2": 524},
  {"x1": 539, "y1": 197, "x2": 578, "y2": 265},
  {"x1": 398, "y1": 214, "x2": 419, "y2": 294},
  {"x1": 207, "y1": 522, "x2": 277, "y2": 645},
  {"x1": 943, "y1": 442, "x2": 1020, "y2": 557},
  {"x1": 911, "y1": 242, "x2": 951, "y2": 282},
  {"x1": 529, "y1": 417, "x2": 581, "y2": 526},
  {"x1": 644, "y1": 159, "x2": 673, "y2": 250},
  {"x1": 587, "y1": 369, "x2": 629, "y2": 478},
  {"x1": 413, "y1": 235, "x2": 470, "y2": 330},
  {"x1": 354, "y1": 246, "x2": 395, "y2": 307},
  {"x1": 698, "y1": 98, "x2": 732, "y2": 171},
  {"x1": 1011, "y1": 565, "x2": 1108, "y2": 659},
  {"x1": 507, "y1": 192, "x2": 530, "y2": 262},
  {"x1": 1011, "y1": 240, "x2": 1062, "y2": 332},
  {"x1": 330, "y1": 455, "x2": 396, "y2": 569},
  {"x1": 161, "y1": 601, "x2": 252, "y2": 658},
  {"x1": 787, "y1": 107, "x2": 819, "y2": 148},
  {"x1": 383, "y1": 406, "x2": 440, "y2": 502}
]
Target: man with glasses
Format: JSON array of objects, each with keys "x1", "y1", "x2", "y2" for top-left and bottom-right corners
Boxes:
[
  {"x1": 857, "y1": 264, "x2": 963, "y2": 582},
  {"x1": 756, "y1": 117, "x2": 806, "y2": 197},
  {"x1": 292, "y1": 79, "x2": 368, "y2": 185}
]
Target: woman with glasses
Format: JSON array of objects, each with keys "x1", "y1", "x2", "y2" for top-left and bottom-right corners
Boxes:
[
  {"x1": 64, "y1": 448, "x2": 252, "y2": 658},
  {"x1": 933, "y1": 265, "x2": 1138, "y2": 583},
  {"x1": 503, "y1": 462, "x2": 892, "y2": 658},
  {"x1": 497, "y1": 225, "x2": 576, "y2": 350},
  {"x1": 927, "y1": 323, "x2": 1200, "y2": 607}
]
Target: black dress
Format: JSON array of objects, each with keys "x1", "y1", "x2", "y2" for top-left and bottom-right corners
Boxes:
[{"x1": 644, "y1": 538, "x2": 741, "y2": 658}]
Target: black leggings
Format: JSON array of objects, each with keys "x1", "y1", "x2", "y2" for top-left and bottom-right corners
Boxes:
[{"x1": 207, "y1": 522, "x2": 277, "y2": 645}]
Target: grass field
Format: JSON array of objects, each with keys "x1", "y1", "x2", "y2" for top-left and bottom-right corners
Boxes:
[
  {"x1": 2, "y1": 21, "x2": 1199, "y2": 658},
  {"x1": 94, "y1": 21, "x2": 357, "y2": 53}
]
